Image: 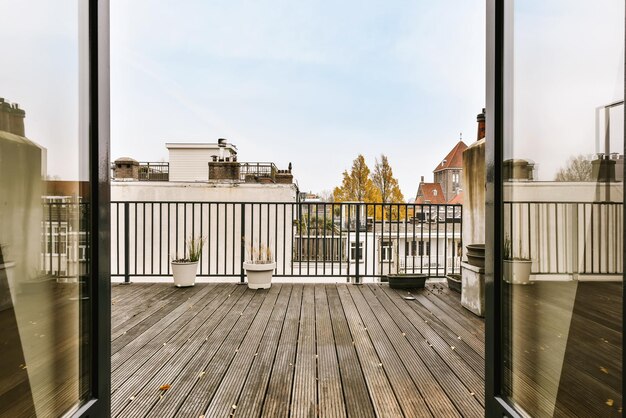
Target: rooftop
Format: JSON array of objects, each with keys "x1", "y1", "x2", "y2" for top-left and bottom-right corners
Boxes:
[{"x1": 433, "y1": 141, "x2": 468, "y2": 173}]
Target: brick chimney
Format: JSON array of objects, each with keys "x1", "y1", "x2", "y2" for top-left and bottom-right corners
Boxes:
[
  {"x1": 113, "y1": 157, "x2": 139, "y2": 180},
  {"x1": 0, "y1": 99, "x2": 26, "y2": 137},
  {"x1": 208, "y1": 160, "x2": 240, "y2": 181},
  {"x1": 477, "y1": 108, "x2": 485, "y2": 141}
]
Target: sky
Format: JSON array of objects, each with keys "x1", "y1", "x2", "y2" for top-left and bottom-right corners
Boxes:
[
  {"x1": 109, "y1": 0, "x2": 486, "y2": 199},
  {"x1": 1, "y1": 1, "x2": 623, "y2": 196}
]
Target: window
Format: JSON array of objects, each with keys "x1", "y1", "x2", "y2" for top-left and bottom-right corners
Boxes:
[
  {"x1": 405, "y1": 240, "x2": 417, "y2": 256},
  {"x1": 350, "y1": 241, "x2": 363, "y2": 261},
  {"x1": 418, "y1": 241, "x2": 430, "y2": 256},
  {"x1": 381, "y1": 241, "x2": 393, "y2": 261}
]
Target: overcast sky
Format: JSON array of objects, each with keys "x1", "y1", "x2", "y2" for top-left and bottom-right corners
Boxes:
[
  {"x1": 109, "y1": 0, "x2": 486, "y2": 199},
  {"x1": 1, "y1": 1, "x2": 623, "y2": 197}
]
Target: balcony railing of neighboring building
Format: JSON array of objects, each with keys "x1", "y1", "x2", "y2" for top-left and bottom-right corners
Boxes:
[
  {"x1": 41, "y1": 199, "x2": 89, "y2": 278},
  {"x1": 110, "y1": 162, "x2": 170, "y2": 181},
  {"x1": 109, "y1": 201, "x2": 463, "y2": 283},
  {"x1": 504, "y1": 201, "x2": 623, "y2": 277},
  {"x1": 238, "y1": 162, "x2": 278, "y2": 183}
]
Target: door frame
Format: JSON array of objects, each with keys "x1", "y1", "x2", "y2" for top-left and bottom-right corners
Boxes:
[
  {"x1": 485, "y1": 1, "x2": 626, "y2": 416},
  {"x1": 71, "y1": 0, "x2": 111, "y2": 416}
]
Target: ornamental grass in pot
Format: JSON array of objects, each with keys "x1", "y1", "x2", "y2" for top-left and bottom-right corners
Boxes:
[
  {"x1": 243, "y1": 242, "x2": 276, "y2": 290},
  {"x1": 171, "y1": 236, "x2": 205, "y2": 287}
]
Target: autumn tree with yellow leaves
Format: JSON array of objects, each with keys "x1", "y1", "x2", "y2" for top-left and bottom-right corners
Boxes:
[
  {"x1": 333, "y1": 154, "x2": 408, "y2": 219},
  {"x1": 333, "y1": 154, "x2": 380, "y2": 203}
]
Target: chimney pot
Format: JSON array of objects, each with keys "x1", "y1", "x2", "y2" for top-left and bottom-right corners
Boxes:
[{"x1": 476, "y1": 108, "x2": 486, "y2": 140}]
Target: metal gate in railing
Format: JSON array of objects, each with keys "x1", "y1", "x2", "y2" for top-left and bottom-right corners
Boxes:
[{"x1": 110, "y1": 201, "x2": 463, "y2": 283}]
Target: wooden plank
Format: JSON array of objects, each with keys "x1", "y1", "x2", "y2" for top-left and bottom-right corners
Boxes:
[
  {"x1": 335, "y1": 285, "x2": 404, "y2": 417},
  {"x1": 383, "y1": 286, "x2": 484, "y2": 378},
  {"x1": 373, "y1": 285, "x2": 485, "y2": 405},
  {"x1": 111, "y1": 284, "x2": 213, "y2": 368},
  {"x1": 114, "y1": 286, "x2": 259, "y2": 417},
  {"x1": 168, "y1": 289, "x2": 278, "y2": 418},
  {"x1": 412, "y1": 291, "x2": 484, "y2": 357},
  {"x1": 366, "y1": 285, "x2": 484, "y2": 415},
  {"x1": 111, "y1": 285, "x2": 181, "y2": 339},
  {"x1": 425, "y1": 284, "x2": 485, "y2": 333},
  {"x1": 204, "y1": 285, "x2": 288, "y2": 417},
  {"x1": 233, "y1": 284, "x2": 294, "y2": 418},
  {"x1": 347, "y1": 285, "x2": 438, "y2": 417},
  {"x1": 260, "y1": 284, "x2": 303, "y2": 418},
  {"x1": 291, "y1": 285, "x2": 318, "y2": 418},
  {"x1": 111, "y1": 285, "x2": 200, "y2": 355},
  {"x1": 111, "y1": 282, "x2": 156, "y2": 310},
  {"x1": 325, "y1": 285, "x2": 376, "y2": 418},
  {"x1": 111, "y1": 284, "x2": 246, "y2": 413},
  {"x1": 111, "y1": 284, "x2": 233, "y2": 392},
  {"x1": 314, "y1": 284, "x2": 346, "y2": 417}
]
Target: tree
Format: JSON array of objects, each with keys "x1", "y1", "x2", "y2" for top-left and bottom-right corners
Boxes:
[
  {"x1": 333, "y1": 155, "x2": 380, "y2": 203},
  {"x1": 555, "y1": 155, "x2": 593, "y2": 182},
  {"x1": 371, "y1": 155, "x2": 404, "y2": 203}
]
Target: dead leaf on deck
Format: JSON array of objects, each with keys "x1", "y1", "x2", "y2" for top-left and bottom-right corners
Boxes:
[
  {"x1": 159, "y1": 384, "x2": 171, "y2": 391},
  {"x1": 600, "y1": 367, "x2": 609, "y2": 374},
  {"x1": 606, "y1": 399, "x2": 614, "y2": 407}
]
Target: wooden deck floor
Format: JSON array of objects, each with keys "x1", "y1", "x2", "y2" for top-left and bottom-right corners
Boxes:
[{"x1": 111, "y1": 282, "x2": 485, "y2": 417}]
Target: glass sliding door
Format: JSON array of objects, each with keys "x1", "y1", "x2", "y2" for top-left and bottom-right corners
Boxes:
[
  {"x1": 0, "y1": 1, "x2": 110, "y2": 417},
  {"x1": 488, "y1": 0, "x2": 624, "y2": 416}
]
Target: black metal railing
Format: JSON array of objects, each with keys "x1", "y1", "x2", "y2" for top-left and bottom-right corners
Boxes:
[
  {"x1": 110, "y1": 201, "x2": 463, "y2": 283},
  {"x1": 110, "y1": 162, "x2": 170, "y2": 181},
  {"x1": 504, "y1": 201, "x2": 623, "y2": 276},
  {"x1": 239, "y1": 162, "x2": 278, "y2": 183}
]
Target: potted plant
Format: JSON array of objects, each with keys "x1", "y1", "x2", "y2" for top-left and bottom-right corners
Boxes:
[
  {"x1": 171, "y1": 236, "x2": 205, "y2": 287},
  {"x1": 243, "y1": 242, "x2": 276, "y2": 289},
  {"x1": 503, "y1": 235, "x2": 532, "y2": 284}
]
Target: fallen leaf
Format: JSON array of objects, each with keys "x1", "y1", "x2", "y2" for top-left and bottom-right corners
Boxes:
[
  {"x1": 159, "y1": 384, "x2": 171, "y2": 391},
  {"x1": 451, "y1": 346, "x2": 456, "y2": 350},
  {"x1": 600, "y1": 367, "x2": 609, "y2": 374},
  {"x1": 606, "y1": 399, "x2": 614, "y2": 407},
  {"x1": 129, "y1": 396, "x2": 135, "y2": 401},
  {"x1": 198, "y1": 371, "x2": 205, "y2": 378},
  {"x1": 232, "y1": 405, "x2": 237, "y2": 409}
]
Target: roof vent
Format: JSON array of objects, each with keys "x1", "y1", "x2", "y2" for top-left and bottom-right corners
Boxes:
[{"x1": 433, "y1": 189, "x2": 438, "y2": 196}]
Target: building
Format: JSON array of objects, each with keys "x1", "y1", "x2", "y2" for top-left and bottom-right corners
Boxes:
[{"x1": 434, "y1": 140, "x2": 468, "y2": 202}]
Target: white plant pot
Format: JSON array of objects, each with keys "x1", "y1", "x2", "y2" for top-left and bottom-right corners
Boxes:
[
  {"x1": 171, "y1": 261, "x2": 198, "y2": 287},
  {"x1": 503, "y1": 260, "x2": 532, "y2": 284},
  {"x1": 243, "y1": 262, "x2": 276, "y2": 290}
]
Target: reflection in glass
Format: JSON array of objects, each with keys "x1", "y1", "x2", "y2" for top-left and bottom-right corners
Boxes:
[
  {"x1": 502, "y1": 1, "x2": 623, "y2": 416},
  {"x1": 0, "y1": 1, "x2": 90, "y2": 416}
]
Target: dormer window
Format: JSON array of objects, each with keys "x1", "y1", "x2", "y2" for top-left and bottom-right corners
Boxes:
[{"x1": 433, "y1": 189, "x2": 438, "y2": 196}]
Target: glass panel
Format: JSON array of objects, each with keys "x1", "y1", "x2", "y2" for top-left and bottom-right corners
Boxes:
[
  {"x1": 502, "y1": 1, "x2": 624, "y2": 416},
  {"x1": 0, "y1": 1, "x2": 91, "y2": 416}
]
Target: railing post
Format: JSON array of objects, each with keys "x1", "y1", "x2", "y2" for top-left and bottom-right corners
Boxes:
[
  {"x1": 240, "y1": 203, "x2": 246, "y2": 284},
  {"x1": 355, "y1": 203, "x2": 361, "y2": 284},
  {"x1": 123, "y1": 202, "x2": 131, "y2": 284}
]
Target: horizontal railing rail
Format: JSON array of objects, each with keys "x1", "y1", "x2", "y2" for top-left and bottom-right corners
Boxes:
[{"x1": 109, "y1": 201, "x2": 462, "y2": 283}]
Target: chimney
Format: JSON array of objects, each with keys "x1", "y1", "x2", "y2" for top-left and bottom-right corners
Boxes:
[
  {"x1": 218, "y1": 138, "x2": 227, "y2": 161},
  {"x1": 477, "y1": 108, "x2": 486, "y2": 141},
  {"x1": 0, "y1": 99, "x2": 26, "y2": 136},
  {"x1": 113, "y1": 157, "x2": 139, "y2": 180},
  {"x1": 420, "y1": 176, "x2": 424, "y2": 183}
]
